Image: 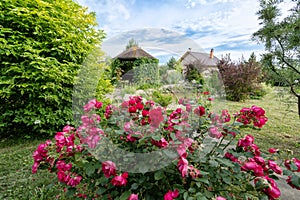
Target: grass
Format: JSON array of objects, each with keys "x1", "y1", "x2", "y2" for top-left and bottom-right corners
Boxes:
[
  {"x1": 224, "y1": 87, "x2": 300, "y2": 156},
  {"x1": 0, "y1": 138, "x2": 62, "y2": 200},
  {"x1": 0, "y1": 86, "x2": 299, "y2": 199}
]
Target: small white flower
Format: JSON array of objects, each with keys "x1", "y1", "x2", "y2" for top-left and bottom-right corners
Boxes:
[{"x1": 34, "y1": 120, "x2": 41, "y2": 124}]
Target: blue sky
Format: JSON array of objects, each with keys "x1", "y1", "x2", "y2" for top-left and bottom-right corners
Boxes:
[{"x1": 75, "y1": 0, "x2": 291, "y2": 63}]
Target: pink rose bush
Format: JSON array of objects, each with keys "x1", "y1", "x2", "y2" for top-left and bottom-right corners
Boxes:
[{"x1": 32, "y1": 95, "x2": 300, "y2": 199}]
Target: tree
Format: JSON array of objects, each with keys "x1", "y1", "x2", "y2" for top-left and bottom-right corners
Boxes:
[
  {"x1": 0, "y1": 0, "x2": 105, "y2": 137},
  {"x1": 252, "y1": 0, "x2": 300, "y2": 116},
  {"x1": 126, "y1": 38, "x2": 139, "y2": 49},
  {"x1": 217, "y1": 54, "x2": 263, "y2": 101},
  {"x1": 166, "y1": 57, "x2": 177, "y2": 69}
]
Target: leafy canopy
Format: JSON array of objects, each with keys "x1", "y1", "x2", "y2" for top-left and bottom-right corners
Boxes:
[
  {"x1": 252, "y1": 0, "x2": 300, "y2": 115},
  {"x1": 0, "y1": 0, "x2": 105, "y2": 137}
]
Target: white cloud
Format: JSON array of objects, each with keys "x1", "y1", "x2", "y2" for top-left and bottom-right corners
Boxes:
[{"x1": 77, "y1": 0, "x2": 265, "y2": 61}]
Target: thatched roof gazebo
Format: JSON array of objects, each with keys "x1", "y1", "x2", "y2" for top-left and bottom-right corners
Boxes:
[
  {"x1": 111, "y1": 46, "x2": 158, "y2": 82},
  {"x1": 114, "y1": 46, "x2": 156, "y2": 61}
]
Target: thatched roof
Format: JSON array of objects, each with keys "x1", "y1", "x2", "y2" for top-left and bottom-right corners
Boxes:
[
  {"x1": 114, "y1": 46, "x2": 156, "y2": 60},
  {"x1": 179, "y1": 50, "x2": 219, "y2": 67}
]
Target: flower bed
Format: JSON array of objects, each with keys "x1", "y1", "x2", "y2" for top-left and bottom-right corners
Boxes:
[{"x1": 32, "y1": 94, "x2": 300, "y2": 199}]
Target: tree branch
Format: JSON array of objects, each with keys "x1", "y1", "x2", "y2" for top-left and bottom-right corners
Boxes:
[{"x1": 274, "y1": 35, "x2": 300, "y2": 76}]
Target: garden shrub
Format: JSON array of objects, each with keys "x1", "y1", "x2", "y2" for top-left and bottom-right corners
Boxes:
[
  {"x1": 217, "y1": 54, "x2": 264, "y2": 101},
  {"x1": 32, "y1": 95, "x2": 300, "y2": 199},
  {"x1": 133, "y1": 62, "x2": 160, "y2": 86},
  {"x1": 0, "y1": 0, "x2": 105, "y2": 137},
  {"x1": 185, "y1": 66, "x2": 205, "y2": 85},
  {"x1": 151, "y1": 90, "x2": 173, "y2": 107}
]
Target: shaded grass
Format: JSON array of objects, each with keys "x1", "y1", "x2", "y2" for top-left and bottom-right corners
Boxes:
[
  {"x1": 224, "y1": 87, "x2": 300, "y2": 157},
  {"x1": 0, "y1": 138, "x2": 63, "y2": 199}
]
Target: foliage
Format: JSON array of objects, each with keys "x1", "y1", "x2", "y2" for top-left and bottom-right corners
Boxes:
[
  {"x1": 32, "y1": 94, "x2": 300, "y2": 199},
  {"x1": 0, "y1": 0, "x2": 105, "y2": 137},
  {"x1": 110, "y1": 58, "x2": 159, "y2": 84},
  {"x1": 217, "y1": 54, "x2": 264, "y2": 101},
  {"x1": 126, "y1": 38, "x2": 139, "y2": 50},
  {"x1": 185, "y1": 66, "x2": 205, "y2": 85},
  {"x1": 161, "y1": 69, "x2": 184, "y2": 85},
  {"x1": 151, "y1": 90, "x2": 173, "y2": 107},
  {"x1": 72, "y1": 47, "x2": 114, "y2": 125},
  {"x1": 167, "y1": 57, "x2": 177, "y2": 69},
  {"x1": 134, "y1": 62, "x2": 160, "y2": 86},
  {"x1": 252, "y1": 0, "x2": 300, "y2": 115}
]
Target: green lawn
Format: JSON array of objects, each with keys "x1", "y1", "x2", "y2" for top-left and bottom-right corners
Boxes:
[
  {"x1": 0, "y1": 86, "x2": 299, "y2": 199},
  {"x1": 224, "y1": 87, "x2": 300, "y2": 156}
]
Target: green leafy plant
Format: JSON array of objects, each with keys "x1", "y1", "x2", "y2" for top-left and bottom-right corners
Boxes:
[
  {"x1": 0, "y1": 0, "x2": 105, "y2": 137},
  {"x1": 32, "y1": 94, "x2": 300, "y2": 199},
  {"x1": 151, "y1": 90, "x2": 173, "y2": 107}
]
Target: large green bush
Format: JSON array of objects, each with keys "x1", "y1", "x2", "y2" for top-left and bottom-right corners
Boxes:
[{"x1": 0, "y1": 0, "x2": 105, "y2": 137}]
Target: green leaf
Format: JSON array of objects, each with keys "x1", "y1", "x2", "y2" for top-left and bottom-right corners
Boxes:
[
  {"x1": 85, "y1": 165, "x2": 95, "y2": 176},
  {"x1": 96, "y1": 187, "x2": 107, "y2": 195},
  {"x1": 66, "y1": 187, "x2": 76, "y2": 197},
  {"x1": 196, "y1": 192, "x2": 208, "y2": 200},
  {"x1": 154, "y1": 170, "x2": 165, "y2": 180},
  {"x1": 290, "y1": 163, "x2": 298, "y2": 171},
  {"x1": 131, "y1": 183, "x2": 139, "y2": 190},
  {"x1": 197, "y1": 177, "x2": 209, "y2": 185},
  {"x1": 283, "y1": 169, "x2": 293, "y2": 176},
  {"x1": 291, "y1": 174, "x2": 300, "y2": 188},
  {"x1": 216, "y1": 157, "x2": 234, "y2": 167},
  {"x1": 119, "y1": 191, "x2": 131, "y2": 200},
  {"x1": 208, "y1": 159, "x2": 219, "y2": 167}
]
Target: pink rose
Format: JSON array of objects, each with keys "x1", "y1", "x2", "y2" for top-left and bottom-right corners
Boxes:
[
  {"x1": 56, "y1": 160, "x2": 72, "y2": 171},
  {"x1": 225, "y1": 152, "x2": 239, "y2": 163},
  {"x1": 194, "y1": 106, "x2": 205, "y2": 116},
  {"x1": 253, "y1": 117, "x2": 268, "y2": 128},
  {"x1": 136, "y1": 102, "x2": 144, "y2": 110},
  {"x1": 285, "y1": 158, "x2": 300, "y2": 172},
  {"x1": 84, "y1": 134, "x2": 100, "y2": 149},
  {"x1": 129, "y1": 106, "x2": 137, "y2": 113},
  {"x1": 238, "y1": 134, "x2": 254, "y2": 148},
  {"x1": 83, "y1": 99, "x2": 102, "y2": 112},
  {"x1": 142, "y1": 109, "x2": 149, "y2": 117},
  {"x1": 268, "y1": 148, "x2": 278, "y2": 154},
  {"x1": 149, "y1": 107, "x2": 164, "y2": 128},
  {"x1": 216, "y1": 197, "x2": 226, "y2": 200},
  {"x1": 178, "y1": 156, "x2": 189, "y2": 177},
  {"x1": 189, "y1": 165, "x2": 201, "y2": 178},
  {"x1": 152, "y1": 138, "x2": 169, "y2": 148},
  {"x1": 164, "y1": 189, "x2": 179, "y2": 200},
  {"x1": 63, "y1": 125, "x2": 75, "y2": 133},
  {"x1": 221, "y1": 109, "x2": 231, "y2": 123},
  {"x1": 32, "y1": 162, "x2": 39, "y2": 174},
  {"x1": 185, "y1": 104, "x2": 192, "y2": 112},
  {"x1": 241, "y1": 161, "x2": 264, "y2": 177},
  {"x1": 111, "y1": 172, "x2": 128, "y2": 186},
  {"x1": 263, "y1": 176, "x2": 281, "y2": 199},
  {"x1": 208, "y1": 127, "x2": 222, "y2": 139},
  {"x1": 268, "y1": 160, "x2": 282, "y2": 174},
  {"x1": 251, "y1": 105, "x2": 265, "y2": 117},
  {"x1": 67, "y1": 175, "x2": 82, "y2": 187},
  {"x1": 102, "y1": 161, "x2": 117, "y2": 178},
  {"x1": 128, "y1": 194, "x2": 138, "y2": 200}
]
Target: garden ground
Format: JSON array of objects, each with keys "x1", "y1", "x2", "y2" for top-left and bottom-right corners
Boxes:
[{"x1": 0, "y1": 86, "x2": 299, "y2": 199}]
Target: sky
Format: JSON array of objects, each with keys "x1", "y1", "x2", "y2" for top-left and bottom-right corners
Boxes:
[{"x1": 75, "y1": 0, "x2": 291, "y2": 63}]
